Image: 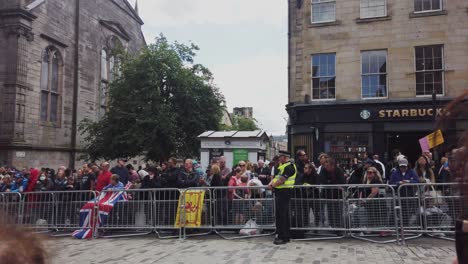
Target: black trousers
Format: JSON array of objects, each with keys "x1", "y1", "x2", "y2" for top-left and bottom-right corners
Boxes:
[{"x1": 275, "y1": 189, "x2": 291, "y2": 241}]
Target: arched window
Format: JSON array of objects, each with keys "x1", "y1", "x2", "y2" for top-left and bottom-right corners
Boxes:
[
  {"x1": 40, "y1": 46, "x2": 62, "y2": 123},
  {"x1": 99, "y1": 36, "x2": 122, "y2": 119}
]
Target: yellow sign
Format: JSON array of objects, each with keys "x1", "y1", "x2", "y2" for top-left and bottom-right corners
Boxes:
[
  {"x1": 426, "y1": 129, "x2": 445, "y2": 149},
  {"x1": 175, "y1": 190, "x2": 205, "y2": 228}
]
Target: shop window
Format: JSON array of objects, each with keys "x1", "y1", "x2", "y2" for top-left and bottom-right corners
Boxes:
[
  {"x1": 361, "y1": 50, "x2": 387, "y2": 98},
  {"x1": 311, "y1": 53, "x2": 336, "y2": 100},
  {"x1": 40, "y1": 46, "x2": 62, "y2": 124},
  {"x1": 360, "y1": 0, "x2": 386, "y2": 18},
  {"x1": 415, "y1": 45, "x2": 444, "y2": 96},
  {"x1": 311, "y1": 0, "x2": 336, "y2": 23},
  {"x1": 414, "y1": 0, "x2": 442, "y2": 13},
  {"x1": 324, "y1": 133, "x2": 371, "y2": 171}
]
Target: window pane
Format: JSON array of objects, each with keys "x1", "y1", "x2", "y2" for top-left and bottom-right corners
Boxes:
[
  {"x1": 328, "y1": 87, "x2": 335, "y2": 98},
  {"x1": 362, "y1": 52, "x2": 370, "y2": 74},
  {"x1": 327, "y1": 54, "x2": 335, "y2": 75},
  {"x1": 40, "y1": 50, "x2": 49, "y2": 91},
  {"x1": 431, "y1": 0, "x2": 440, "y2": 10},
  {"x1": 416, "y1": 83, "x2": 425, "y2": 95},
  {"x1": 415, "y1": 59, "x2": 425, "y2": 71},
  {"x1": 434, "y1": 71, "x2": 442, "y2": 83},
  {"x1": 41, "y1": 92, "x2": 48, "y2": 121},
  {"x1": 312, "y1": 56, "x2": 320, "y2": 77},
  {"x1": 312, "y1": 78, "x2": 320, "y2": 89},
  {"x1": 424, "y1": 72, "x2": 434, "y2": 83},
  {"x1": 312, "y1": 1, "x2": 335, "y2": 22},
  {"x1": 422, "y1": 0, "x2": 431, "y2": 11},
  {"x1": 100, "y1": 82, "x2": 107, "y2": 106},
  {"x1": 414, "y1": 0, "x2": 423, "y2": 11},
  {"x1": 50, "y1": 94, "x2": 58, "y2": 122},
  {"x1": 312, "y1": 53, "x2": 335, "y2": 99},
  {"x1": 109, "y1": 56, "x2": 115, "y2": 81},
  {"x1": 425, "y1": 82, "x2": 434, "y2": 94},
  {"x1": 433, "y1": 46, "x2": 442, "y2": 58},
  {"x1": 424, "y1": 58, "x2": 433, "y2": 70},
  {"x1": 434, "y1": 81, "x2": 443, "y2": 95},
  {"x1": 416, "y1": 72, "x2": 424, "y2": 84},
  {"x1": 434, "y1": 58, "x2": 443, "y2": 70},
  {"x1": 312, "y1": 87, "x2": 320, "y2": 99},
  {"x1": 51, "y1": 53, "x2": 59, "y2": 92},
  {"x1": 101, "y1": 49, "x2": 108, "y2": 81}
]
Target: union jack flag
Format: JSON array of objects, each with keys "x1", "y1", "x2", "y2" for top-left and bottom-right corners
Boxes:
[{"x1": 72, "y1": 183, "x2": 132, "y2": 239}]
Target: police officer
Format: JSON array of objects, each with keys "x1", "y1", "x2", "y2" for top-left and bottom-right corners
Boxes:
[{"x1": 269, "y1": 150, "x2": 297, "y2": 245}]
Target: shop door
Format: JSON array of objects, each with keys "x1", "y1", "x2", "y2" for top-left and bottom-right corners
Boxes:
[{"x1": 387, "y1": 132, "x2": 429, "y2": 166}]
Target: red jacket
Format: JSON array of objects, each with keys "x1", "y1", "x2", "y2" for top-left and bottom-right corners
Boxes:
[
  {"x1": 96, "y1": 170, "x2": 112, "y2": 192},
  {"x1": 26, "y1": 169, "x2": 39, "y2": 192}
]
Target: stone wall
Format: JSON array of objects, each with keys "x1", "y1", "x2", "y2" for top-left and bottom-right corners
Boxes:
[
  {"x1": 289, "y1": 0, "x2": 468, "y2": 103},
  {"x1": 0, "y1": 0, "x2": 146, "y2": 168}
]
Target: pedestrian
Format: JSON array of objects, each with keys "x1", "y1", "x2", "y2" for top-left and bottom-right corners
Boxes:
[
  {"x1": 295, "y1": 150, "x2": 308, "y2": 176},
  {"x1": 385, "y1": 149, "x2": 401, "y2": 177},
  {"x1": 177, "y1": 159, "x2": 199, "y2": 188},
  {"x1": 110, "y1": 159, "x2": 129, "y2": 185},
  {"x1": 79, "y1": 163, "x2": 96, "y2": 191},
  {"x1": 414, "y1": 155, "x2": 436, "y2": 183},
  {"x1": 256, "y1": 160, "x2": 271, "y2": 186},
  {"x1": 161, "y1": 157, "x2": 179, "y2": 188},
  {"x1": 96, "y1": 162, "x2": 112, "y2": 192},
  {"x1": 318, "y1": 158, "x2": 346, "y2": 229},
  {"x1": 316, "y1": 153, "x2": 329, "y2": 175},
  {"x1": 52, "y1": 169, "x2": 67, "y2": 191},
  {"x1": 269, "y1": 151, "x2": 297, "y2": 245},
  {"x1": 219, "y1": 156, "x2": 231, "y2": 179},
  {"x1": 103, "y1": 174, "x2": 124, "y2": 191}
]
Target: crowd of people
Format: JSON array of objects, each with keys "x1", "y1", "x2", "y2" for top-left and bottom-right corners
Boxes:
[{"x1": 0, "y1": 148, "x2": 453, "y2": 197}]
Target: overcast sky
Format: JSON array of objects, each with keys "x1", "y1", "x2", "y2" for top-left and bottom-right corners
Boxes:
[{"x1": 129, "y1": 0, "x2": 288, "y2": 135}]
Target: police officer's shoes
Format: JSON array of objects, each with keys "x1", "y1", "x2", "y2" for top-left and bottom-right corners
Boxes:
[{"x1": 273, "y1": 238, "x2": 288, "y2": 245}]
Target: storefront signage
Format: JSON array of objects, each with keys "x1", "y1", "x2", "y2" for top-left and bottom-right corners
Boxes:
[
  {"x1": 233, "y1": 149, "x2": 249, "y2": 166},
  {"x1": 377, "y1": 108, "x2": 443, "y2": 119},
  {"x1": 209, "y1": 148, "x2": 224, "y2": 163}
]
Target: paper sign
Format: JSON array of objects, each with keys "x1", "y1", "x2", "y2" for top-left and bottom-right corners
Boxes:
[
  {"x1": 427, "y1": 129, "x2": 445, "y2": 148},
  {"x1": 419, "y1": 130, "x2": 445, "y2": 152},
  {"x1": 419, "y1": 137, "x2": 430, "y2": 152}
]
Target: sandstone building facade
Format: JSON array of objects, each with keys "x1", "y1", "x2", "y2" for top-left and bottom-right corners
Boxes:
[
  {"x1": 287, "y1": 0, "x2": 468, "y2": 166},
  {"x1": 0, "y1": 0, "x2": 146, "y2": 169}
]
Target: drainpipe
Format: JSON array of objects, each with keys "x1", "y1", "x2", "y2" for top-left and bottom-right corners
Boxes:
[{"x1": 70, "y1": 0, "x2": 80, "y2": 169}]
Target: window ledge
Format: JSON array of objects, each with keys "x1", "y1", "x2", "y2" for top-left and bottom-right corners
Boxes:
[
  {"x1": 39, "y1": 121, "x2": 60, "y2": 128},
  {"x1": 309, "y1": 20, "x2": 341, "y2": 28},
  {"x1": 356, "y1": 16, "x2": 391, "y2": 24},
  {"x1": 409, "y1": 10, "x2": 447, "y2": 18}
]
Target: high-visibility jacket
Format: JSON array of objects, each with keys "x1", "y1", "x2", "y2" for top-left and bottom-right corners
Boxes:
[{"x1": 272, "y1": 162, "x2": 297, "y2": 189}]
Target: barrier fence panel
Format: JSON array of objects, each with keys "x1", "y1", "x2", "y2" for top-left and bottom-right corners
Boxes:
[
  {"x1": 346, "y1": 185, "x2": 400, "y2": 244},
  {"x1": 180, "y1": 188, "x2": 213, "y2": 238},
  {"x1": 423, "y1": 183, "x2": 460, "y2": 240},
  {"x1": 154, "y1": 188, "x2": 182, "y2": 239},
  {"x1": 397, "y1": 184, "x2": 425, "y2": 242},
  {"x1": 21, "y1": 192, "x2": 55, "y2": 232},
  {"x1": 212, "y1": 186, "x2": 275, "y2": 240},
  {"x1": 52, "y1": 191, "x2": 97, "y2": 236},
  {"x1": 0, "y1": 192, "x2": 22, "y2": 225},
  {"x1": 96, "y1": 189, "x2": 154, "y2": 238},
  {"x1": 290, "y1": 185, "x2": 347, "y2": 241}
]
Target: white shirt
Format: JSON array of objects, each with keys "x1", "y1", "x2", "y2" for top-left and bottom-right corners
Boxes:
[{"x1": 374, "y1": 159, "x2": 386, "y2": 180}]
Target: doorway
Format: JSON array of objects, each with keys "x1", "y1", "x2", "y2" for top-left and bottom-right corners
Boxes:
[{"x1": 387, "y1": 132, "x2": 430, "y2": 166}]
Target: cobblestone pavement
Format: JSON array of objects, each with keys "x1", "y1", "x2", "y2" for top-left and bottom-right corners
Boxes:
[{"x1": 49, "y1": 235, "x2": 455, "y2": 264}]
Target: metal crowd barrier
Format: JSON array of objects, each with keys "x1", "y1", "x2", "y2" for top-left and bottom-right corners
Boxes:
[
  {"x1": 397, "y1": 183, "x2": 461, "y2": 243},
  {"x1": 180, "y1": 187, "x2": 213, "y2": 238},
  {"x1": 290, "y1": 185, "x2": 347, "y2": 241},
  {"x1": 0, "y1": 192, "x2": 22, "y2": 225},
  {"x1": 346, "y1": 185, "x2": 400, "y2": 244},
  {"x1": 96, "y1": 189, "x2": 154, "y2": 238},
  {"x1": 154, "y1": 188, "x2": 182, "y2": 239},
  {"x1": 0, "y1": 182, "x2": 462, "y2": 244},
  {"x1": 52, "y1": 191, "x2": 97, "y2": 236},
  {"x1": 211, "y1": 186, "x2": 275, "y2": 240}
]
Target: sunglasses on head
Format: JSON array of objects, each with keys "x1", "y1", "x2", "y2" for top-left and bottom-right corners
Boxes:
[{"x1": 239, "y1": 164, "x2": 245, "y2": 167}]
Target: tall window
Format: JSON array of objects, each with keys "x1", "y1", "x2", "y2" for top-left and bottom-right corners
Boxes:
[
  {"x1": 99, "y1": 37, "x2": 122, "y2": 119},
  {"x1": 361, "y1": 0, "x2": 386, "y2": 18},
  {"x1": 312, "y1": 53, "x2": 336, "y2": 100},
  {"x1": 311, "y1": 0, "x2": 336, "y2": 23},
  {"x1": 415, "y1": 45, "x2": 444, "y2": 96},
  {"x1": 414, "y1": 0, "x2": 442, "y2": 12},
  {"x1": 361, "y1": 50, "x2": 387, "y2": 98},
  {"x1": 40, "y1": 46, "x2": 61, "y2": 123}
]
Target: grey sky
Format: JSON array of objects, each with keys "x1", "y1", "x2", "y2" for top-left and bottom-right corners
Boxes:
[{"x1": 129, "y1": 0, "x2": 288, "y2": 135}]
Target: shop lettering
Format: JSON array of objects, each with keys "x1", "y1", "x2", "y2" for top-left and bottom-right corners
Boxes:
[{"x1": 378, "y1": 108, "x2": 442, "y2": 118}]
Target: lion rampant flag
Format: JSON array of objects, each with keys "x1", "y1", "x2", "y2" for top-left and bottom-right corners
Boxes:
[{"x1": 175, "y1": 190, "x2": 205, "y2": 228}]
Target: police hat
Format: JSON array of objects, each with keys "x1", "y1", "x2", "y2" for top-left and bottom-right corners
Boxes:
[{"x1": 278, "y1": 150, "x2": 291, "y2": 157}]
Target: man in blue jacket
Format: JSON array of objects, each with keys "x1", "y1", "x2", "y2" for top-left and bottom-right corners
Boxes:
[
  {"x1": 389, "y1": 158, "x2": 419, "y2": 226},
  {"x1": 389, "y1": 158, "x2": 419, "y2": 186}
]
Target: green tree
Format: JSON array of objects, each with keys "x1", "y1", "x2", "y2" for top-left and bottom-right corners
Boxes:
[
  {"x1": 221, "y1": 115, "x2": 259, "y2": 131},
  {"x1": 79, "y1": 35, "x2": 224, "y2": 161}
]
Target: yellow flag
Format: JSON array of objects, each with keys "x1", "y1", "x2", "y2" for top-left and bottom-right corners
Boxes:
[{"x1": 175, "y1": 190, "x2": 205, "y2": 228}]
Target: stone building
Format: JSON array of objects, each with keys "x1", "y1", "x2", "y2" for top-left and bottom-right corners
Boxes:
[
  {"x1": 233, "y1": 107, "x2": 253, "y2": 119},
  {"x1": 0, "y1": 0, "x2": 146, "y2": 169},
  {"x1": 287, "y1": 0, "x2": 468, "y2": 166}
]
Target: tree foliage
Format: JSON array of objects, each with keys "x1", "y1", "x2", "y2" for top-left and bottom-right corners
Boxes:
[
  {"x1": 79, "y1": 35, "x2": 224, "y2": 161},
  {"x1": 221, "y1": 115, "x2": 259, "y2": 131}
]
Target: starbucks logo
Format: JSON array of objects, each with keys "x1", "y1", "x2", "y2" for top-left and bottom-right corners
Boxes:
[{"x1": 360, "y1": 110, "x2": 371, "y2": 120}]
